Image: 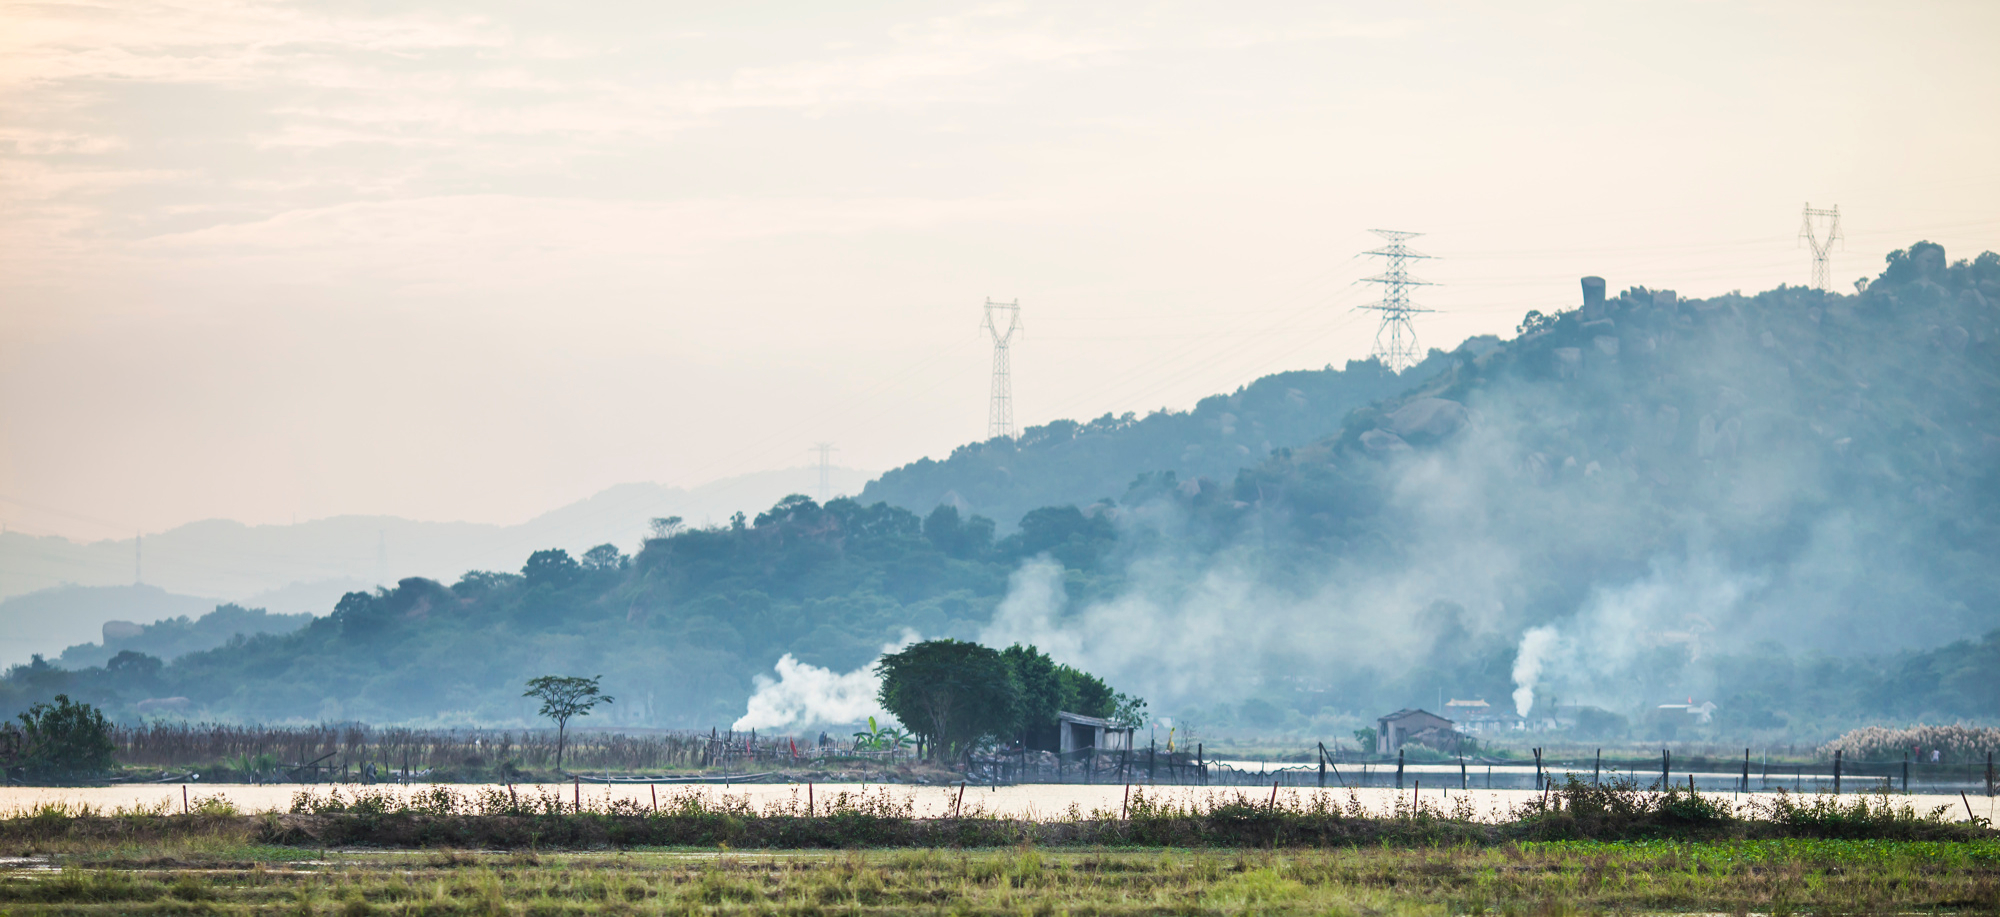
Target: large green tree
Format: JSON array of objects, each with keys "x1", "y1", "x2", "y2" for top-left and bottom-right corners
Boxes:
[
  {"x1": 998, "y1": 643, "x2": 1143, "y2": 751},
  {"x1": 876, "y1": 640, "x2": 1018, "y2": 763}
]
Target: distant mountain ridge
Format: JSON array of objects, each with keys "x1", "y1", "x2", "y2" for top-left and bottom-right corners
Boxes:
[
  {"x1": 55, "y1": 603, "x2": 313, "y2": 670},
  {"x1": 0, "y1": 466, "x2": 874, "y2": 614}
]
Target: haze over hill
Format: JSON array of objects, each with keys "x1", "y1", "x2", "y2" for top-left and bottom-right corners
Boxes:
[
  {"x1": 0, "y1": 586, "x2": 218, "y2": 675},
  {"x1": 984, "y1": 245, "x2": 2000, "y2": 735},
  {"x1": 0, "y1": 466, "x2": 869, "y2": 667},
  {"x1": 6, "y1": 244, "x2": 1993, "y2": 741}
]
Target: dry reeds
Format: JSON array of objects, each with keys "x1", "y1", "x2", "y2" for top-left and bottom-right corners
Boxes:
[{"x1": 1819, "y1": 724, "x2": 2000, "y2": 763}]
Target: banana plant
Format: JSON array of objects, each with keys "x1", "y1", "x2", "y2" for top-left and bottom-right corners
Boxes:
[
  {"x1": 852, "y1": 716, "x2": 885, "y2": 750},
  {"x1": 852, "y1": 717, "x2": 909, "y2": 751}
]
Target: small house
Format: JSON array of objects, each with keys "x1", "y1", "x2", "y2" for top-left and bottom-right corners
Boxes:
[
  {"x1": 1655, "y1": 701, "x2": 1716, "y2": 724},
  {"x1": 1376, "y1": 708, "x2": 1455, "y2": 754},
  {"x1": 1056, "y1": 711, "x2": 1134, "y2": 755},
  {"x1": 1448, "y1": 698, "x2": 1523, "y2": 734}
]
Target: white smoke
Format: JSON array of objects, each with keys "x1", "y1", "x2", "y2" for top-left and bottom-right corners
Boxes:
[
  {"x1": 960, "y1": 346, "x2": 1887, "y2": 727},
  {"x1": 731, "y1": 629, "x2": 919, "y2": 731},
  {"x1": 1510, "y1": 625, "x2": 1560, "y2": 716},
  {"x1": 979, "y1": 557, "x2": 1084, "y2": 661},
  {"x1": 1504, "y1": 555, "x2": 1760, "y2": 718},
  {"x1": 978, "y1": 552, "x2": 1284, "y2": 705}
]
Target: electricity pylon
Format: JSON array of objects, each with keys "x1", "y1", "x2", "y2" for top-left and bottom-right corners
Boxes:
[
  {"x1": 810, "y1": 443, "x2": 837, "y2": 503},
  {"x1": 1798, "y1": 203, "x2": 1842, "y2": 291},
  {"x1": 1358, "y1": 229, "x2": 1436, "y2": 372},
  {"x1": 981, "y1": 298, "x2": 1022, "y2": 440}
]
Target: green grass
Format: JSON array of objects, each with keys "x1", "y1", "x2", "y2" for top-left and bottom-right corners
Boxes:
[{"x1": 3, "y1": 841, "x2": 1999, "y2": 914}]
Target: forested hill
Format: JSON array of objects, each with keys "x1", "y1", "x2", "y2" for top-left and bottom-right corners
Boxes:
[
  {"x1": 1236, "y1": 244, "x2": 2000, "y2": 650},
  {"x1": 4, "y1": 241, "x2": 1996, "y2": 739},
  {"x1": 858, "y1": 349, "x2": 1464, "y2": 531},
  {"x1": 1140, "y1": 242, "x2": 2000, "y2": 728}
]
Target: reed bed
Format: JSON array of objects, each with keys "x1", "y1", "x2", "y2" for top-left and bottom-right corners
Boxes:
[{"x1": 1821, "y1": 723, "x2": 2000, "y2": 762}]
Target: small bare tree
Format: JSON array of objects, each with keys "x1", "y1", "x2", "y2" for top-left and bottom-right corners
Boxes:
[{"x1": 523, "y1": 675, "x2": 613, "y2": 772}]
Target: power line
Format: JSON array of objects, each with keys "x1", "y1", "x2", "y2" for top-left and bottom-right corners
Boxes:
[
  {"x1": 981, "y1": 298, "x2": 1022, "y2": 441},
  {"x1": 1357, "y1": 229, "x2": 1437, "y2": 372},
  {"x1": 1799, "y1": 203, "x2": 1843, "y2": 291}
]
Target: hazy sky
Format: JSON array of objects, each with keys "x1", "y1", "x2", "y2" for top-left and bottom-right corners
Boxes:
[{"x1": 4, "y1": 0, "x2": 1996, "y2": 542}]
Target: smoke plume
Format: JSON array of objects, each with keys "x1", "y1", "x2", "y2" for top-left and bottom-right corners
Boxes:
[
  {"x1": 1511, "y1": 625, "x2": 1559, "y2": 716},
  {"x1": 733, "y1": 629, "x2": 918, "y2": 730}
]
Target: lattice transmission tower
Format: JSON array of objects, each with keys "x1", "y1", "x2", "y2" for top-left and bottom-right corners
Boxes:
[
  {"x1": 1798, "y1": 203, "x2": 1842, "y2": 291},
  {"x1": 981, "y1": 298, "x2": 1022, "y2": 440},
  {"x1": 1358, "y1": 229, "x2": 1437, "y2": 372},
  {"x1": 810, "y1": 443, "x2": 837, "y2": 503}
]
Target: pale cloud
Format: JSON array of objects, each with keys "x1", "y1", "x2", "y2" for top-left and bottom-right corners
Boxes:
[
  {"x1": 0, "y1": 0, "x2": 501, "y2": 88},
  {"x1": 1, "y1": 0, "x2": 1995, "y2": 538}
]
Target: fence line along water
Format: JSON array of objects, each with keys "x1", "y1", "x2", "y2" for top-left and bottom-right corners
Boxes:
[
  {"x1": 107, "y1": 723, "x2": 899, "y2": 779},
  {"x1": 99, "y1": 723, "x2": 2000, "y2": 798}
]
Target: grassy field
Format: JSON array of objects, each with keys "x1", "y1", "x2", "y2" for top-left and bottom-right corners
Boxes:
[{"x1": 5, "y1": 839, "x2": 2000, "y2": 914}]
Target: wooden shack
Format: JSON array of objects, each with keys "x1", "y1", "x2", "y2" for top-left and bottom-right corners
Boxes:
[
  {"x1": 1056, "y1": 711, "x2": 1134, "y2": 756},
  {"x1": 1376, "y1": 708, "x2": 1455, "y2": 754}
]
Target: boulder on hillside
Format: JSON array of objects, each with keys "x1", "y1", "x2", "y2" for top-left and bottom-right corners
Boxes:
[
  {"x1": 1360, "y1": 429, "x2": 1412, "y2": 456},
  {"x1": 1384, "y1": 397, "x2": 1470, "y2": 444}
]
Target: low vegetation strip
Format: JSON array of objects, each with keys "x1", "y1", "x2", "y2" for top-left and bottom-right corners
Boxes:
[
  {"x1": 5, "y1": 842, "x2": 2000, "y2": 915},
  {"x1": 3, "y1": 780, "x2": 1990, "y2": 851}
]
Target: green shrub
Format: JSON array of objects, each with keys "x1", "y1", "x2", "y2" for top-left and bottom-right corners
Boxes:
[{"x1": 4, "y1": 695, "x2": 116, "y2": 779}]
